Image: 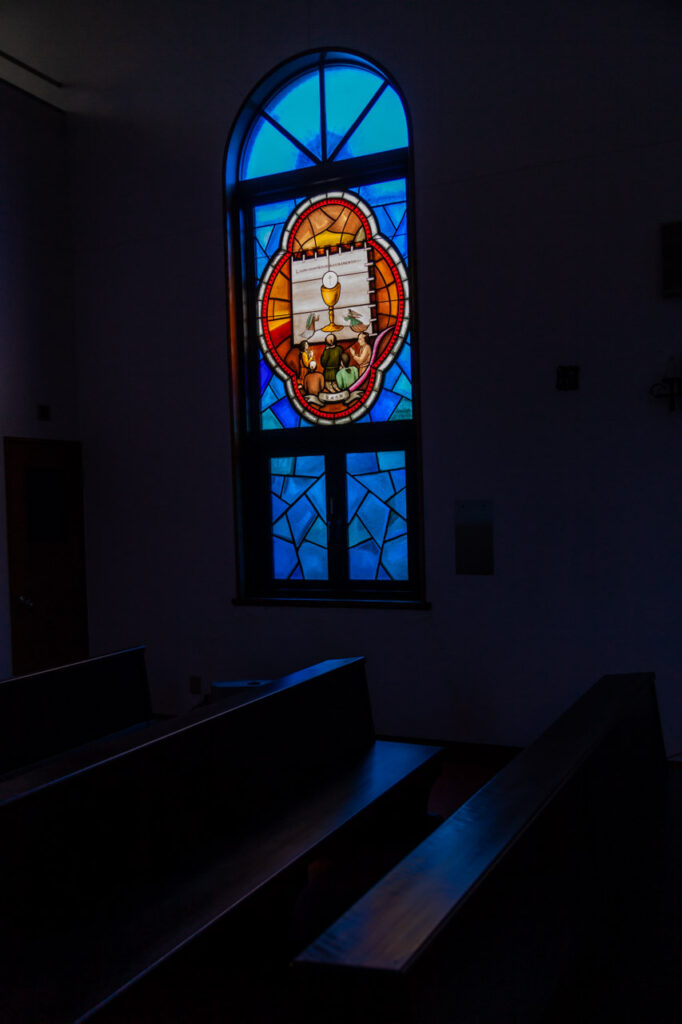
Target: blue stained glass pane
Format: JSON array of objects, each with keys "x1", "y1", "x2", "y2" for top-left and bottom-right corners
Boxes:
[
  {"x1": 259, "y1": 358, "x2": 272, "y2": 395},
  {"x1": 374, "y1": 206, "x2": 398, "y2": 241},
  {"x1": 272, "y1": 513, "x2": 292, "y2": 540},
  {"x1": 255, "y1": 225, "x2": 274, "y2": 251},
  {"x1": 271, "y1": 494, "x2": 287, "y2": 521},
  {"x1": 325, "y1": 67, "x2": 383, "y2": 154},
  {"x1": 261, "y1": 383, "x2": 281, "y2": 410},
  {"x1": 369, "y1": 389, "x2": 401, "y2": 422},
  {"x1": 270, "y1": 375, "x2": 287, "y2": 398},
  {"x1": 390, "y1": 397, "x2": 413, "y2": 420},
  {"x1": 377, "y1": 451, "x2": 405, "y2": 471},
  {"x1": 355, "y1": 178, "x2": 406, "y2": 207},
  {"x1": 300, "y1": 418, "x2": 314, "y2": 428},
  {"x1": 262, "y1": 408, "x2": 283, "y2": 431},
  {"x1": 346, "y1": 476, "x2": 367, "y2": 521},
  {"x1": 307, "y1": 477, "x2": 327, "y2": 519},
  {"x1": 388, "y1": 487, "x2": 407, "y2": 518},
  {"x1": 393, "y1": 371, "x2": 412, "y2": 399},
  {"x1": 266, "y1": 233, "x2": 282, "y2": 258},
  {"x1": 397, "y1": 338, "x2": 412, "y2": 379},
  {"x1": 337, "y1": 87, "x2": 408, "y2": 160},
  {"x1": 296, "y1": 454, "x2": 325, "y2": 477},
  {"x1": 356, "y1": 471, "x2": 395, "y2": 502},
  {"x1": 358, "y1": 492, "x2": 391, "y2": 545},
  {"x1": 298, "y1": 541, "x2": 327, "y2": 580},
  {"x1": 306, "y1": 516, "x2": 328, "y2": 547},
  {"x1": 273, "y1": 537, "x2": 298, "y2": 578},
  {"x1": 273, "y1": 398, "x2": 300, "y2": 429},
  {"x1": 348, "y1": 514, "x2": 370, "y2": 547},
  {"x1": 349, "y1": 538, "x2": 381, "y2": 580},
  {"x1": 270, "y1": 455, "x2": 328, "y2": 582},
  {"x1": 266, "y1": 71, "x2": 322, "y2": 159},
  {"x1": 385, "y1": 362, "x2": 402, "y2": 390},
  {"x1": 393, "y1": 230, "x2": 408, "y2": 260},
  {"x1": 386, "y1": 202, "x2": 406, "y2": 230},
  {"x1": 377, "y1": 565, "x2": 391, "y2": 581},
  {"x1": 242, "y1": 118, "x2": 315, "y2": 180},
  {"x1": 255, "y1": 199, "x2": 297, "y2": 227},
  {"x1": 381, "y1": 534, "x2": 409, "y2": 580},
  {"x1": 287, "y1": 495, "x2": 317, "y2": 546},
  {"x1": 271, "y1": 456, "x2": 295, "y2": 475},
  {"x1": 390, "y1": 468, "x2": 407, "y2": 493},
  {"x1": 385, "y1": 509, "x2": 407, "y2": 541},
  {"x1": 347, "y1": 451, "x2": 379, "y2": 475},
  {"x1": 282, "y1": 473, "x2": 314, "y2": 505}
]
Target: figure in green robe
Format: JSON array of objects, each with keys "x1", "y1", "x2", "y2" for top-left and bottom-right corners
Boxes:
[
  {"x1": 320, "y1": 335, "x2": 344, "y2": 392},
  {"x1": 336, "y1": 352, "x2": 360, "y2": 390}
]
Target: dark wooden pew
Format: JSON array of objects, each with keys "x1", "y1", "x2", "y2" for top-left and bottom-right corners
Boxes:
[
  {"x1": 294, "y1": 672, "x2": 666, "y2": 1023},
  {"x1": 1, "y1": 657, "x2": 441, "y2": 1024},
  {"x1": 0, "y1": 646, "x2": 152, "y2": 776}
]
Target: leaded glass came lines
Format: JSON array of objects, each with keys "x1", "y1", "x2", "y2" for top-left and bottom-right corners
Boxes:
[
  {"x1": 255, "y1": 186, "x2": 412, "y2": 430},
  {"x1": 240, "y1": 64, "x2": 408, "y2": 181},
  {"x1": 271, "y1": 455, "x2": 328, "y2": 579},
  {"x1": 346, "y1": 451, "x2": 408, "y2": 580}
]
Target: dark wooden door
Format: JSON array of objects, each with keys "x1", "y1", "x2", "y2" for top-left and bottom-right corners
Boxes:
[{"x1": 4, "y1": 437, "x2": 88, "y2": 675}]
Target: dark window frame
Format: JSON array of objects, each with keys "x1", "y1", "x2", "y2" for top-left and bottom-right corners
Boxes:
[{"x1": 224, "y1": 49, "x2": 427, "y2": 607}]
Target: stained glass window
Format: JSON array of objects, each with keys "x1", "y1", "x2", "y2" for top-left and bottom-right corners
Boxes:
[
  {"x1": 257, "y1": 190, "x2": 410, "y2": 429},
  {"x1": 226, "y1": 51, "x2": 423, "y2": 602},
  {"x1": 347, "y1": 451, "x2": 408, "y2": 580},
  {"x1": 271, "y1": 455, "x2": 328, "y2": 580},
  {"x1": 241, "y1": 64, "x2": 408, "y2": 180}
]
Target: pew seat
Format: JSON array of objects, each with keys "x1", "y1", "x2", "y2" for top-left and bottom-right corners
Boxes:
[{"x1": 294, "y1": 672, "x2": 666, "y2": 1023}]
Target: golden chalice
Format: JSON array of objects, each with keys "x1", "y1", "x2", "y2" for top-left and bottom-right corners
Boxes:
[{"x1": 321, "y1": 270, "x2": 342, "y2": 332}]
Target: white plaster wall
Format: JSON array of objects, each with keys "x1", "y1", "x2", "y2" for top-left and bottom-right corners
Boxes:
[{"x1": 0, "y1": 81, "x2": 81, "y2": 678}]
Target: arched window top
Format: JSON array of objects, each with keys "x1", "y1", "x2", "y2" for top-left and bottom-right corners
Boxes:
[{"x1": 239, "y1": 54, "x2": 409, "y2": 181}]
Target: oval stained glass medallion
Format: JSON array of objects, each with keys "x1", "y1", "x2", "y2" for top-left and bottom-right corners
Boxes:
[{"x1": 257, "y1": 191, "x2": 410, "y2": 426}]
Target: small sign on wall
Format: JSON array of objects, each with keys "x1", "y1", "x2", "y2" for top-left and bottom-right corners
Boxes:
[
  {"x1": 455, "y1": 500, "x2": 494, "y2": 575},
  {"x1": 661, "y1": 222, "x2": 682, "y2": 297}
]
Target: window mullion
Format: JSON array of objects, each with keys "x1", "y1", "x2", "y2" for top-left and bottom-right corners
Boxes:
[
  {"x1": 319, "y1": 60, "x2": 327, "y2": 163},
  {"x1": 326, "y1": 450, "x2": 347, "y2": 586}
]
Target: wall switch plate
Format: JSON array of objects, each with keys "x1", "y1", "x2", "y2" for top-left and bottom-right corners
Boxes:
[{"x1": 556, "y1": 365, "x2": 580, "y2": 390}]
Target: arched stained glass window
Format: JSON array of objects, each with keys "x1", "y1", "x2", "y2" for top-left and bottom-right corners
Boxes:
[{"x1": 225, "y1": 50, "x2": 425, "y2": 604}]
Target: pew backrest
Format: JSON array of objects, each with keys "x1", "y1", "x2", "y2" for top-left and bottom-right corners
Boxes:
[
  {"x1": 0, "y1": 645, "x2": 151, "y2": 775},
  {"x1": 2, "y1": 657, "x2": 374, "y2": 924}
]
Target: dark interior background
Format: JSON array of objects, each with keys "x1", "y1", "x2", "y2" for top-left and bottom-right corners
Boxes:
[{"x1": 0, "y1": 0, "x2": 680, "y2": 755}]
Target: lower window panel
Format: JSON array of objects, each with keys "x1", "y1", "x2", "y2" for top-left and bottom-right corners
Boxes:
[
  {"x1": 270, "y1": 455, "x2": 329, "y2": 580},
  {"x1": 267, "y1": 448, "x2": 410, "y2": 589},
  {"x1": 346, "y1": 450, "x2": 408, "y2": 581}
]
